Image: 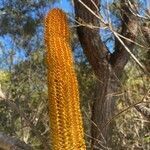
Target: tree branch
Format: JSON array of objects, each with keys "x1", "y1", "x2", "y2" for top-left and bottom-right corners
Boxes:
[
  {"x1": 110, "y1": 0, "x2": 139, "y2": 76},
  {"x1": 73, "y1": 0, "x2": 109, "y2": 78}
]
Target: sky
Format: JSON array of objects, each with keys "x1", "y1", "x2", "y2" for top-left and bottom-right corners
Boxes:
[
  {"x1": 53, "y1": 0, "x2": 73, "y2": 13},
  {"x1": 52, "y1": 0, "x2": 115, "y2": 53},
  {"x1": 0, "y1": 0, "x2": 149, "y2": 69},
  {"x1": 46, "y1": 0, "x2": 150, "y2": 54},
  {"x1": 0, "y1": 0, "x2": 73, "y2": 69}
]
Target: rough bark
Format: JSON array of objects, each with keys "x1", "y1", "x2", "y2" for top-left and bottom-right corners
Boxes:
[
  {"x1": 73, "y1": 1, "x2": 109, "y2": 147},
  {"x1": 110, "y1": 1, "x2": 138, "y2": 75},
  {"x1": 74, "y1": 0, "x2": 138, "y2": 149}
]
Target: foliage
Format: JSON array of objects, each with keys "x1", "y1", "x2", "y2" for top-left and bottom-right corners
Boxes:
[
  {"x1": 0, "y1": 0, "x2": 149, "y2": 149},
  {"x1": 112, "y1": 61, "x2": 150, "y2": 149}
]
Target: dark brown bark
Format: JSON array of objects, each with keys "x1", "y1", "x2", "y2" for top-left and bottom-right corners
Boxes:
[
  {"x1": 74, "y1": 0, "x2": 138, "y2": 149},
  {"x1": 73, "y1": 1, "x2": 110, "y2": 148},
  {"x1": 110, "y1": 1, "x2": 138, "y2": 75},
  {"x1": 73, "y1": 0, "x2": 109, "y2": 78}
]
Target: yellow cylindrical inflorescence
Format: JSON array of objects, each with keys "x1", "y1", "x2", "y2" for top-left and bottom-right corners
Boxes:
[{"x1": 44, "y1": 8, "x2": 86, "y2": 150}]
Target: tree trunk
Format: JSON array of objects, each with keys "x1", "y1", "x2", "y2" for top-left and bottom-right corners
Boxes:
[
  {"x1": 74, "y1": 0, "x2": 138, "y2": 149},
  {"x1": 91, "y1": 74, "x2": 118, "y2": 149}
]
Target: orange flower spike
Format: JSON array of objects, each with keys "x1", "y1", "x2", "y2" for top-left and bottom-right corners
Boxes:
[{"x1": 44, "y1": 8, "x2": 86, "y2": 150}]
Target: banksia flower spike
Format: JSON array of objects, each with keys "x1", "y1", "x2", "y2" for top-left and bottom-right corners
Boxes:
[{"x1": 44, "y1": 8, "x2": 86, "y2": 150}]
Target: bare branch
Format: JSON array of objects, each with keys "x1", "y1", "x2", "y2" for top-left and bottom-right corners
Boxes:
[{"x1": 112, "y1": 31, "x2": 148, "y2": 74}]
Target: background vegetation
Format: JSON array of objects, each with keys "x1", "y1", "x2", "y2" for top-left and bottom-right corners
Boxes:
[{"x1": 0, "y1": 0, "x2": 149, "y2": 149}]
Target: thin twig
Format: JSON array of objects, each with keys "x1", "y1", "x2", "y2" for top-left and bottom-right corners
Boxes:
[
  {"x1": 102, "y1": 89, "x2": 150, "y2": 130},
  {"x1": 77, "y1": 0, "x2": 149, "y2": 74},
  {"x1": 113, "y1": 31, "x2": 148, "y2": 74}
]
